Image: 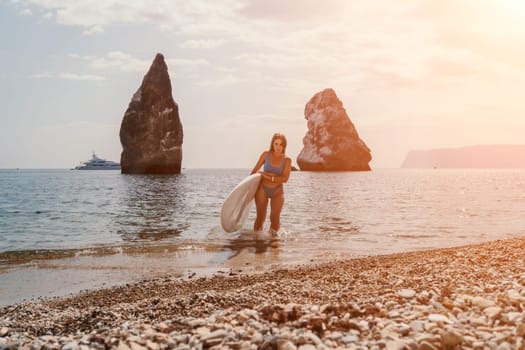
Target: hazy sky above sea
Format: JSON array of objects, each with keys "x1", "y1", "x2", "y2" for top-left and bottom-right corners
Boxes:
[{"x1": 1, "y1": 0, "x2": 524, "y2": 169}]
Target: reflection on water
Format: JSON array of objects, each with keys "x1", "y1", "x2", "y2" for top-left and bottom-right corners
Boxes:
[
  {"x1": 1, "y1": 168, "x2": 525, "y2": 305},
  {"x1": 223, "y1": 230, "x2": 280, "y2": 257},
  {"x1": 115, "y1": 174, "x2": 188, "y2": 242},
  {"x1": 1, "y1": 169, "x2": 525, "y2": 266}
]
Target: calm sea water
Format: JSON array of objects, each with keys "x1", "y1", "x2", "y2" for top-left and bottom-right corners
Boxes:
[{"x1": 0, "y1": 168, "x2": 524, "y2": 304}]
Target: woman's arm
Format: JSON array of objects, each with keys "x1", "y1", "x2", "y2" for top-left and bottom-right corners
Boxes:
[
  {"x1": 250, "y1": 151, "x2": 267, "y2": 175},
  {"x1": 266, "y1": 157, "x2": 292, "y2": 184}
]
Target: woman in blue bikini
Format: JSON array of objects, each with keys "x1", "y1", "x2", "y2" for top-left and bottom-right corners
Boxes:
[{"x1": 250, "y1": 133, "x2": 292, "y2": 234}]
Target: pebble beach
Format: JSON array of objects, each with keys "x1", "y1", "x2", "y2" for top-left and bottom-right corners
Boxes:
[{"x1": 2, "y1": 237, "x2": 525, "y2": 349}]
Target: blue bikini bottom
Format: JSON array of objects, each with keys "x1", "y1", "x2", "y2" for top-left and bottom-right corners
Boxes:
[{"x1": 261, "y1": 184, "x2": 282, "y2": 198}]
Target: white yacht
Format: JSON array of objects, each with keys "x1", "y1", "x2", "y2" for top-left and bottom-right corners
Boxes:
[{"x1": 74, "y1": 153, "x2": 121, "y2": 170}]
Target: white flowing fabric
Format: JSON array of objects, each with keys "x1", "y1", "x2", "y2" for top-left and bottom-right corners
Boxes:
[{"x1": 220, "y1": 173, "x2": 262, "y2": 233}]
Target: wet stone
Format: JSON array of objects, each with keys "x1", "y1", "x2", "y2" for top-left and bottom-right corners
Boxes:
[{"x1": 4, "y1": 238, "x2": 525, "y2": 349}]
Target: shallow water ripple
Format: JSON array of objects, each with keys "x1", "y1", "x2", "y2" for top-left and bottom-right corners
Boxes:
[{"x1": 0, "y1": 168, "x2": 524, "y2": 259}]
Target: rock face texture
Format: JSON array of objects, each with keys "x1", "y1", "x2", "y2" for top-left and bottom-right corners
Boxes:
[
  {"x1": 297, "y1": 88, "x2": 371, "y2": 171},
  {"x1": 119, "y1": 53, "x2": 183, "y2": 174}
]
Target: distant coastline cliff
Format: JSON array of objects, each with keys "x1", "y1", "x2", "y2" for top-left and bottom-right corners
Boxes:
[{"x1": 401, "y1": 145, "x2": 525, "y2": 168}]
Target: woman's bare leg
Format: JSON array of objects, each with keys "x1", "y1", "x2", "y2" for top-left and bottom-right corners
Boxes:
[
  {"x1": 269, "y1": 190, "x2": 284, "y2": 232},
  {"x1": 254, "y1": 186, "x2": 268, "y2": 231}
]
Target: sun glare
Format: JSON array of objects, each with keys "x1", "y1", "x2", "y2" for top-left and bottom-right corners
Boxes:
[
  {"x1": 489, "y1": 0, "x2": 525, "y2": 18},
  {"x1": 505, "y1": 0, "x2": 525, "y2": 9}
]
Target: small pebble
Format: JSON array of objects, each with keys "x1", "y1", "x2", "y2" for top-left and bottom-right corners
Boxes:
[{"x1": 2, "y1": 238, "x2": 525, "y2": 349}]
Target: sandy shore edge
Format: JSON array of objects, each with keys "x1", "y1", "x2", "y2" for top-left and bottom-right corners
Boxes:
[{"x1": 2, "y1": 237, "x2": 525, "y2": 349}]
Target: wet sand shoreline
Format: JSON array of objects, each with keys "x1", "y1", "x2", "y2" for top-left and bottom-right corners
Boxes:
[
  {"x1": 2, "y1": 237, "x2": 525, "y2": 349},
  {"x1": 0, "y1": 235, "x2": 360, "y2": 307}
]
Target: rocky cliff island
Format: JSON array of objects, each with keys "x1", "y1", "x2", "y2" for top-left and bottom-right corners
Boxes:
[
  {"x1": 402, "y1": 145, "x2": 525, "y2": 168},
  {"x1": 119, "y1": 53, "x2": 183, "y2": 174},
  {"x1": 297, "y1": 89, "x2": 371, "y2": 171}
]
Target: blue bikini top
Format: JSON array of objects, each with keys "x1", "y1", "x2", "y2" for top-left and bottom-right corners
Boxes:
[{"x1": 263, "y1": 152, "x2": 285, "y2": 175}]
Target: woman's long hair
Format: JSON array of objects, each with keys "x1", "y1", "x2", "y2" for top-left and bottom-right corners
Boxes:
[{"x1": 268, "y1": 133, "x2": 287, "y2": 154}]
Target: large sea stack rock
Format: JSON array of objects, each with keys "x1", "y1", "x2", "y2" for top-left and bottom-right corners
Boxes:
[
  {"x1": 297, "y1": 88, "x2": 372, "y2": 171},
  {"x1": 119, "y1": 53, "x2": 183, "y2": 174}
]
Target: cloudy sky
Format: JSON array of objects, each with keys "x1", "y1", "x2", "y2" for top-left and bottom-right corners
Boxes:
[{"x1": 1, "y1": 0, "x2": 524, "y2": 169}]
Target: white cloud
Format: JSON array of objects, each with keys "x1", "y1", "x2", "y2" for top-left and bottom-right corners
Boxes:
[
  {"x1": 90, "y1": 51, "x2": 150, "y2": 72},
  {"x1": 82, "y1": 25, "x2": 104, "y2": 35},
  {"x1": 195, "y1": 74, "x2": 241, "y2": 87},
  {"x1": 18, "y1": 0, "x2": 244, "y2": 35},
  {"x1": 166, "y1": 58, "x2": 210, "y2": 70},
  {"x1": 67, "y1": 51, "x2": 210, "y2": 75},
  {"x1": 41, "y1": 120, "x2": 118, "y2": 132},
  {"x1": 31, "y1": 72, "x2": 105, "y2": 80},
  {"x1": 69, "y1": 51, "x2": 150, "y2": 72},
  {"x1": 13, "y1": 1, "x2": 430, "y2": 86},
  {"x1": 43, "y1": 0, "x2": 516, "y2": 95},
  {"x1": 31, "y1": 72, "x2": 54, "y2": 79},
  {"x1": 7, "y1": 0, "x2": 525, "y2": 169},
  {"x1": 179, "y1": 39, "x2": 225, "y2": 49},
  {"x1": 68, "y1": 53, "x2": 96, "y2": 60},
  {"x1": 58, "y1": 72, "x2": 105, "y2": 81},
  {"x1": 20, "y1": 8, "x2": 32, "y2": 15},
  {"x1": 18, "y1": 0, "x2": 524, "y2": 101},
  {"x1": 219, "y1": 113, "x2": 299, "y2": 128},
  {"x1": 239, "y1": 0, "x2": 345, "y2": 22}
]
